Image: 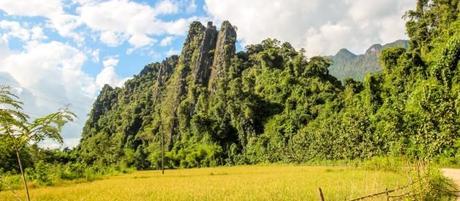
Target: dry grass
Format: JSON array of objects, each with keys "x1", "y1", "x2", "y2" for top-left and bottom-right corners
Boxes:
[{"x1": 0, "y1": 164, "x2": 410, "y2": 201}]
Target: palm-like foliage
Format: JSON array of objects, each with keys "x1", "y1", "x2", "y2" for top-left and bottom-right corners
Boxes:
[
  {"x1": 1, "y1": 86, "x2": 76, "y2": 149},
  {"x1": 0, "y1": 85, "x2": 76, "y2": 201},
  {"x1": 0, "y1": 86, "x2": 28, "y2": 130},
  {"x1": 10, "y1": 109, "x2": 75, "y2": 149}
]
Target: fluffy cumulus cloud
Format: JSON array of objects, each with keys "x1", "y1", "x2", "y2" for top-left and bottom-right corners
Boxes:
[
  {"x1": 0, "y1": 20, "x2": 47, "y2": 42},
  {"x1": 154, "y1": 0, "x2": 179, "y2": 15},
  {"x1": 0, "y1": 38, "x2": 9, "y2": 60},
  {"x1": 0, "y1": 41, "x2": 97, "y2": 147},
  {"x1": 0, "y1": 0, "x2": 82, "y2": 42},
  {"x1": 160, "y1": 36, "x2": 174, "y2": 46},
  {"x1": 77, "y1": 0, "x2": 196, "y2": 50},
  {"x1": 0, "y1": 0, "x2": 62, "y2": 17},
  {"x1": 96, "y1": 56, "x2": 128, "y2": 88},
  {"x1": 205, "y1": 0, "x2": 415, "y2": 55},
  {"x1": 166, "y1": 48, "x2": 180, "y2": 56},
  {"x1": 0, "y1": 0, "x2": 197, "y2": 49},
  {"x1": 0, "y1": 41, "x2": 127, "y2": 147}
]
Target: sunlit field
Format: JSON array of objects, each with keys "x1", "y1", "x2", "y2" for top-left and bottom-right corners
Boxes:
[{"x1": 0, "y1": 165, "x2": 410, "y2": 201}]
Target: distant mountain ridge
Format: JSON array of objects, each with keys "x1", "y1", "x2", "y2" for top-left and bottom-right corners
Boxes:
[{"x1": 328, "y1": 40, "x2": 409, "y2": 81}]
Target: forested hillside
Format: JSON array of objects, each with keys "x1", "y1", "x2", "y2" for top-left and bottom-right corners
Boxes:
[
  {"x1": 78, "y1": 0, "x2": 460, "y2": 169},
  {"x1": 328, "y1": 40, "x2": 408, "y2": 81}
]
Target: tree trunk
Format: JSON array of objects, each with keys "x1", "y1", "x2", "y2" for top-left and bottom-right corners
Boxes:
[{"x1": 16, "y1": 150, "x2": 30, "y2": 201}]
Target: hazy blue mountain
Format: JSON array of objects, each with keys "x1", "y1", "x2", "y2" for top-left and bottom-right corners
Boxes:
[{"x1": 328, "y1": 40, "x2": 408, "y2": 81}]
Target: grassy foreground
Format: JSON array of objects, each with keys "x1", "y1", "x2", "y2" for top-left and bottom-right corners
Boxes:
[{"x1": 0, "y1": 165, "x2": 412, "y2": 201}]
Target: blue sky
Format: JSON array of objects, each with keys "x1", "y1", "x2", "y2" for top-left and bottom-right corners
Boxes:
[
  {"x1": 0, "y1": 0, "x2": 208, "y2": 79},
  {"x1": 0, "y1": 0, "x2": 415, "y2": 147}
]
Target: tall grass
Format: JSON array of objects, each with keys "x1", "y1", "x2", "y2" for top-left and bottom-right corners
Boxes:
[
  {"x1": 0, "y1": 158, "x2": 457, "y2": 200},
  {"x1": 0, "y1": 164, "x2": 434, "y2": 201}
]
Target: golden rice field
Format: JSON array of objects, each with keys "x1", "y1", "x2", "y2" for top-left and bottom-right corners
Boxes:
[{"x1": 0, "y1": 165, "x2": 411, "y2": 201}]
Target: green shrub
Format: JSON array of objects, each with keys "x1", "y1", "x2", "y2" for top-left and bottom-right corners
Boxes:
[
  {"x1": 418, "y1": 167, "x2": 458, "y2": 200},
  {"x1": 27, "y1": 161, "x2": 54, "y2": 186},
  {"x1": 0, "y1": 161, "x2": 136, "y2": 192},
  {"x1": 0, "y1": 174, "x2": 21, "y2": 191}
]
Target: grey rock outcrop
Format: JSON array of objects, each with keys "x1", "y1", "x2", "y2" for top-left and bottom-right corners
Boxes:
[
  {"x1": 209, "y1": 21, "x2": 237, "y2": 92},
  {"x1": 193, "y1": 22, "x2": 218, "y2": 85}
]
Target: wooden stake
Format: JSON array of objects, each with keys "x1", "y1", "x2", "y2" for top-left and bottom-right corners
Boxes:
[
  {"x1": 385, "y1": 188, "x2": 389, "y2": 201},
  {"x1": 161, "y1": 128, "x2": 164, "y2": 175},
  {"x1": 318, "y1": 187, "x2": 325, "y2": 201}
]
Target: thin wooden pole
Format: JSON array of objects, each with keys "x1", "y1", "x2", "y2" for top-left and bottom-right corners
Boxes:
[
  {"x1": 385, "y1": 188, "x2": 389, "y2": 201},
  {"x1": 16, "y1": 150, "x2": 30, "y2": 201},
  {"x1": 318, "y1": 187, "x2": 325, "y2": 201},
  {"x1": 161, "y1": 129, "x2": 164, "y2": 175}
]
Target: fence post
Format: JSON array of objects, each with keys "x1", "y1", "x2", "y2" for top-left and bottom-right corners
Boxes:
[
  {"x1": 385, "y1": 188, "x2": 389, "y2": 201},
  {"x1": 318, "y1": 187, "x2": 325, "y2": 201}
]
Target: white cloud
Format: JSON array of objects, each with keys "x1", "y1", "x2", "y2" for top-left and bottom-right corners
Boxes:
[
  {"x1": 166, "y1": 48, "x2": 180, "y2": 56},
  {"x1": 185, "y1": 0, "x2": 197, "y2": 13},
  {"x1": 0, "y1": 41, "x2": 97, "y2": 148},
  {"x1": 161, "y1": 18, "x2": 201, "y2": 35},
  {"x1": 128, "y1": 34, "x2": 153, "y2": 49},
  {"x1": 100, "y1": 31, "x2": 125, "y2": 47},
  {"x1": 205, "y1": 0, "x2": 415, "y2": 55},
  {"x1": 96, "y1": 56, "x2": 126, "y2": 88},
  {"x1": 0, "y1": 0, "x2": 62, "y2": 17},
  {"x1": 72, "y1": 0, "x2": 95, "y2": 5},
  {"x1": 103, "y1": 56, "x2": 119, "y2": 68},
  {"x1": 0, "y1": 0, "x2": 199, "y2": 49},
  {"x1": 348, "y1": 0, "x2": 395, "y2": 21},
  {"x1": 160, "y1": 36, "x2": 174, "y2": 46},
  {"x1": 0, "y1": 0, "x2": 82, "y2": 43},
  {"x1": 0, "y1": 20, "x2": 30, "y2": 41},
  {"x1": 0, "y1": 38, "x2": 10, "y2": 61},
  {"x1": 126, "y1": 38, "x2": 158, "y2": 55},
  {"x1": 77, "y1": 0, "x2": 195, "y2": 49},
  {"x1": 153, "y1": 0, "x2": 179, "y2": 15},
  {"x1": 304, "y1": 23, "x2": 355, "y2": 56},
  {"x1": 30, "y1": 26, "x2": 47, "y2": 41},
  {"x1": 0, "y1": 39, "x2": 127, "y2": 147},
  {"x1": 0, "y1": 20, "x2": 47, "y2": 43},
  {"x1": 47, "y1": 14, "x2": 83, "y2": 43},
  {"x1": 90, "y1": 48, "x2": 100, "y2": 63}
]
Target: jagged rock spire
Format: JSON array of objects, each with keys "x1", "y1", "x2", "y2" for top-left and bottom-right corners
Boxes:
[
  {"x1": 208, "y1": 21, "x2": 237, "y2": 92},
  {"x1": 193, "y1": 22, "x2": 218, "y2": 85},
  {"x1": 163, "y1": 21, "x2": 237, "y2": 148}
]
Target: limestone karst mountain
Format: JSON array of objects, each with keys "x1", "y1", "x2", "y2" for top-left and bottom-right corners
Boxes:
[
  {"x1": 328, "y1": 40, "x2": 408, "y2": 81},
  {"x1": 77, "y1": 21, "x2": 343, "y2": 168}
]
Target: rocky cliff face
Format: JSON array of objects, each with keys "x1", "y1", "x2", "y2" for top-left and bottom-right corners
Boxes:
[
  {"x1": 159, "y1": 21, "x2": 237, "y2": 149},
  {"x1": 193, "y1": 22, "x2": 218, "y2": 85},
  {"x1": 209, "y1": 21, "x2": 237, "y2": 92}
]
